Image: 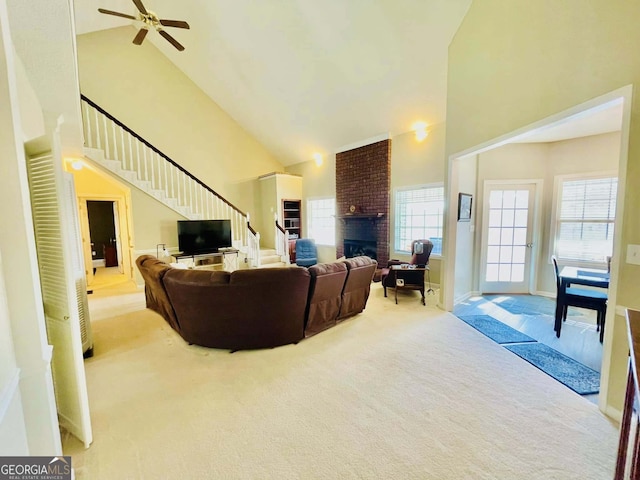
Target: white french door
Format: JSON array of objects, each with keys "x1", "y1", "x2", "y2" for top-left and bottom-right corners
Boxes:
[{"x1": 480, "y1": 183, "x2": 537, "y2": 294}]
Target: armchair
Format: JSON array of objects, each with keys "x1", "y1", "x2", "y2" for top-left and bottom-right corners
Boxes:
[
  {"x1": 381, "y1": 239, "x2": 434, "y2": 301},
  {"x1": 295, "y1": 238, "x2": 318, "y2": 267}
]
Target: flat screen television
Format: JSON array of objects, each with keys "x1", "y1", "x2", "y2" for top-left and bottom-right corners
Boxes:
[{"x1": 177, "y1": 219, "x2": 232, "y2": 255}]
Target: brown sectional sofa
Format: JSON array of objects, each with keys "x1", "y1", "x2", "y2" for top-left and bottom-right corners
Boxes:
[{"x1": 136, "y1": 255, "x2": 377, "y2": 350}]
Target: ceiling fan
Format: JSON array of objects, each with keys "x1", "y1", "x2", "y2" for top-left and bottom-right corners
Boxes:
[{"x1": 98, "y1": 0, "x2": 190, "y2": 51}]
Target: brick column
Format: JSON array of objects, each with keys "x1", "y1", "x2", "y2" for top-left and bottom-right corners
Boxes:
[{"x1": 335, "y1": 139, "x2": 391, "y2": 266}]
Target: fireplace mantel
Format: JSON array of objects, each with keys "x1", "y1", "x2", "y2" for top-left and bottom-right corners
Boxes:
[{"x1": 337, "y1": 213, "x2": 385, "y2": 221}]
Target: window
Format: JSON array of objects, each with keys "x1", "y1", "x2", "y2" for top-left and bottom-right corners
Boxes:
[
  {"x1": 395, "y1": 184, "x2": 444, "y2": 255},
  {"x1": 554, "y1": 176, "x2": 617, "y2": 264},
  {"x1": 307, "y1": 198, "x2": 336, "y2": 246}
]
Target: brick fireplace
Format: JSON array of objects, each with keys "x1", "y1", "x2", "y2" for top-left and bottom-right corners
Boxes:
[{"x1": 336, "y1": 139, "x2": 391, "y2": 266}]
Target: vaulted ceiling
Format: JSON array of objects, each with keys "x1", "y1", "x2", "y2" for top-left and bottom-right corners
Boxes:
[{"x1": 73, "y1": 0, "x2": 472, "y2": 165}]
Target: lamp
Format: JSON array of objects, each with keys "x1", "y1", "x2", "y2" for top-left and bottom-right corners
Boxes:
[
  {"x1": 312, "y1": 152, "x2": 323, "y2": 166},
  {"x1": 156, "y1": 243, "x2": 170, "y2": 260}
]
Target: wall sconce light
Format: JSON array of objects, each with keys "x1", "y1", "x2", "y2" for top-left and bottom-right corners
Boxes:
[
  {"x1": 66, "y1": 158, "x2": 84, "y2": 170},
  {"x1": 412, "y1": 122, "x2": 429, "y2": 142},
  {"x1": 312, "y1": 152, "x2": 323, "y2": 166}
]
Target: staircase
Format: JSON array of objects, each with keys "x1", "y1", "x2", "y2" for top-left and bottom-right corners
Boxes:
[
  {"x1": 80, "y1": 95, "x2": 261, "y2": 267},
  {"x1": 258, "y1": 248, "x2": 286, "y2": 268}
]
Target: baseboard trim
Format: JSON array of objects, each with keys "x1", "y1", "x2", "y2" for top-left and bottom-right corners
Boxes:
[
  {"x1": 454, "y1": 290, "x2": 480, "y2": 305},
  {"x1": 0, "y1": 368, "x2": 21, "y2": 423},
  {"x1": 535, "y1": 290, "x2": 555, "y2": 298},
  {"x1": 603, "y1": 404, "x2": 622, "y2": 422}
]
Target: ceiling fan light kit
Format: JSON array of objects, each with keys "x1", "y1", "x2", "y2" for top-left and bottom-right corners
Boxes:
[{"x1": 98, "y1": 0, "x2": 190, "y2": 51}]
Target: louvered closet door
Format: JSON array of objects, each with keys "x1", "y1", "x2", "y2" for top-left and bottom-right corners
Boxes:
[{"x1": 27, "y1": 147, "x2": 93, "y2": 448}]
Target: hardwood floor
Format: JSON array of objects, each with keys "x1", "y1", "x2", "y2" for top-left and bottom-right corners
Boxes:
[{"x1": 453, "y1": 294, "x2": 603, "y2": 403}]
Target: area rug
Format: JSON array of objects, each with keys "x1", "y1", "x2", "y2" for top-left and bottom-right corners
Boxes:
[
  {"x1": 504, "y1": 343, "x2": 600, "y2": 395},
  {"x1": 457, "y1": 315, "x2": 536, "y2": 344}
]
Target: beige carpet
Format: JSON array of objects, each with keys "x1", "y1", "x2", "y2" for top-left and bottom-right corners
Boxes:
[{"x1": 64, "y1": 283, "x2": 619, "y2": 479}]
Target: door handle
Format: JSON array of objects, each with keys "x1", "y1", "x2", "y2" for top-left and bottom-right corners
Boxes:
[{"x1": 526, "y1": 243, "x2": 533, "y2": 248}]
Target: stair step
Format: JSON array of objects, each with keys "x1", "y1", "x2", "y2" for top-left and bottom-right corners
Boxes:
[
  {"x1": 260, "y1": 249, "x2": 278, "y2": 257},
  {"x1": 256, "y1": 262, "x2": 287, "y2": 269},
  {"x1": 260, "y1": 254, "x2": 282, "y2": 265}
]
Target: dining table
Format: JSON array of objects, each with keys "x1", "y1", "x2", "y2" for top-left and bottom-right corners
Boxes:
[{"x1": 554, "y1": 266, "x2": 610, "y2": 335}]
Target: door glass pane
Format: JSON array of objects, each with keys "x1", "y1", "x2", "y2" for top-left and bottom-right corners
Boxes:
[
  {"x1": 488, "y1": 228, "x2": 501, "y2": 245},
  {"x1": 489, "y1": 209, "x2": 502, "y2": 227},
  {"x1": 489, "y1": 190, "x2": 503, "y2": 208},
  {"x1": 503, "y1": 191, "x2": 516, "y2": 208},
  {"x1": 500, "y1": 228, "x2": 513, "y2": 245},
  {"x1": 514, "y1": 209, "x2": 528, "y2": 227},
  {"x1": 513, "y1": 228, "x2": 527, "y2": 245},
  {"x1": 486, "y1": 264, "x2": 499, "y2": 282},
  {"x1": 502, "y1": 209, "x2": 515, "y2": 227},
  {"x1": 515, "y1": 190, "x2": 529, "y2": 208},
  {"x1": 487, "y1": 246, "x2": 500, "y2": 263},
  {"x1": 513, "y1": 246, "x2": 526, "y2": 263},
  {"x1": 499, "y1": 246, "x2": 513, "y2": 263},
  {"x1": 499, "y1": 264, "x2": 511, "y2": 281},
  {"x1": 511, "y1": 264, "x2": 525, "y2": 282}
]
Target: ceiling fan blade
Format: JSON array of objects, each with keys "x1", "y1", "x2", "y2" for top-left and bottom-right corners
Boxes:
[
  {"x1": 158, "y1": 30, "x2": 185, "y2": 51},
  {"x1": 132, "y1": 28, "x2": 148, "y2": 45},
  {"x1": 97, "y1": 8, "x2": 137, "y2": 20},
  {"x1": 159, "y1": 19, "x2": 190, "y2": 29},
  {"x1": 131, "y1": 0, "x2": 148, "y2": 15}
]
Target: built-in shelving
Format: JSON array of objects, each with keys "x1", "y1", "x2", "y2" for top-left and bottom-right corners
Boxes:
[{"x1": 282, "y1": 199, "x2": 301, "y2": 239}]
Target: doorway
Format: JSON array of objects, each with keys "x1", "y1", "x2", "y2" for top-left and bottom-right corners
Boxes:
[
  {"x1": 78, "y1": 195, "x2": 134, "y2": 289},
  {"x1": 87, "y1": 200, "x2": 119, "y2": 270},
  {"x1": 480, "y1": 182, "x2": 538, "y2": 294}
]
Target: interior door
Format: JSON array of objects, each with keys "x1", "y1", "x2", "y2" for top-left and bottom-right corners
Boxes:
[
  {"x1": 112, "y1": 201, "x2": 123, "y2": 273},
  {"x1": 480, "y1": 183, "x2": 536, "y2": 294},
  {"x1": 78, "y1": 200, "x2": 94, "y2": 286},
  {"x1": 27, "y1": 144, "x2": 93, "y2": 447}
]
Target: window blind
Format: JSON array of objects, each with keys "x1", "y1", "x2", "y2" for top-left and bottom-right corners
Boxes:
[
  {"x1": 395, "y1": 185, "x2": 444, "y2": 254},
  {"x1": 556, "y1": 176, "x2": 617, "y2": 263}
]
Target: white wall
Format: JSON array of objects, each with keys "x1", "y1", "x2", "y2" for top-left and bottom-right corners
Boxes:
[
  {"x1": 452, "y1": 155, "x2": 477, "y2": 302},
  {"x1": 76, "y1": 27, "x2": 284, "y2": 214}
]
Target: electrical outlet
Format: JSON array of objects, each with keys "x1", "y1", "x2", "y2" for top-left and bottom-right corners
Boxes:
[{"x1": 627, "y1": 244, "x2": 640, "y2": 265}]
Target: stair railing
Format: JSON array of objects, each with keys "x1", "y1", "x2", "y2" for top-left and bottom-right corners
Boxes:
[
  {"x1": 80, "y1": 95, "x2": 260, "y2": 265},
  {"x1": 274, "y1": 215, "x2": 291, "y2": 265}
]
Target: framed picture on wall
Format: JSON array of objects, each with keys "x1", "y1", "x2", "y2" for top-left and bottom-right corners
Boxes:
[{"x1": 458, "y1": 193, "x2": 472, "y2": 222}]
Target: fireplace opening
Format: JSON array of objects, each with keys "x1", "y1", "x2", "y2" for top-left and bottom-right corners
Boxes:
[{"x1": 344, "y1": 239, "x2": 377, "y2": 260}]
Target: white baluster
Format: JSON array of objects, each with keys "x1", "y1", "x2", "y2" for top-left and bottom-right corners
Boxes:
[
  {"x1": 144, "y1": 147, "x2": 149, "y2": 181},
  {"x1": 150, "y1": 151, "x2": 156, "y2": 189},
  {"x1": 120, "y1": 128, "x2": 126, "y2": 168},
  {"x1": 93, "y1": 108, "x2": 101, "y2": 150},
  {"x1": 83, "y1": 103, "x2": 92, "y2": 148},
  {"x1": 163, "y1": 157, "x2": 168, "y2": 193},
  {"x1": 102, "y1": 113, "x2": 109, "y2": 158},
  {"x1": 111, "y1": 122, "x2": 118, "y2": 162},
  {"x1": 171, "y1": 165, "x2": 176, "y2": 199},
  {"x1": 128, "y1": 133, "x2": 134, "y2": 172}
]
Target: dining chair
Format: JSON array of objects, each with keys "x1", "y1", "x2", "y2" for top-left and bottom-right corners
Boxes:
[{"x1": 552, "y1": 256, "x2": 608, "y2": 342}]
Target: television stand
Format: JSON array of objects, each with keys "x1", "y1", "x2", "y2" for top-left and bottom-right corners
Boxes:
[{"x1": 172, "y1": 250, "x2": 239, "y2": 271}]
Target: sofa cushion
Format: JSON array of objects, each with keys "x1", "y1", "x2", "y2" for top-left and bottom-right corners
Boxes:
[
  {"x1": 162, "y1": 267, "x2": 310, "y2": 350},
  {"x1": 305, "y1": 262, "x2": 348, "y2": 337},
  {"x1": 338, "y1": 256, "x2": 377, "y2": 320}
]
